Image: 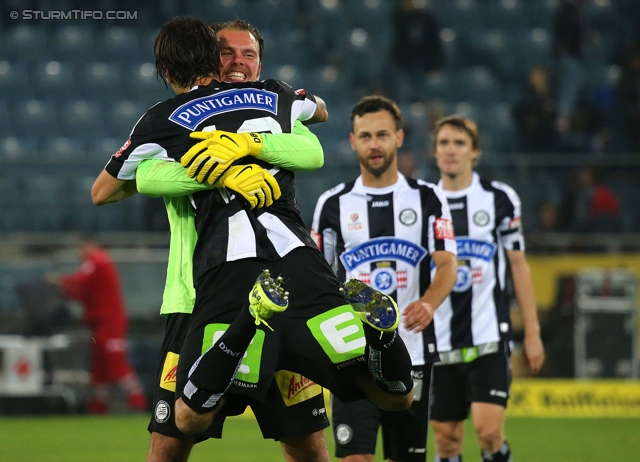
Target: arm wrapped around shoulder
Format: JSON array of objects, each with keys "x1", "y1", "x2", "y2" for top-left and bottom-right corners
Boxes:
[
  {"x1": 181, "y1": 131, "x2": 263, "y2": 185},
  {"x1": 219, "y1": 164, "x2": 280, "y2": 209}
]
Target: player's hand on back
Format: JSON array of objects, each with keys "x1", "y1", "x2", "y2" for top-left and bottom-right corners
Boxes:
[
  {"x1": 181, "y1": 131, "x2": 264, "y2": 185},
  {"x1": 219, "y1": 164, "x2": 281, "y2": 209}
]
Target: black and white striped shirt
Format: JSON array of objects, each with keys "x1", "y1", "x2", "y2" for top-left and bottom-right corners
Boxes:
[
  {"x1": 104, "y1": 80, "x2": 319, "y2": 278},
  {"x1": 434, "y1": 172, "x2": 525, "y2": 351},
  {"x1": 311, "y1": 174, "x2": 457, "y2": 365}
]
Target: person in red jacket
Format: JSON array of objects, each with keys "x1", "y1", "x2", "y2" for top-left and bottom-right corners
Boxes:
[{"x1": 49, "y1": 235, "x2": 147, "y2": 414}]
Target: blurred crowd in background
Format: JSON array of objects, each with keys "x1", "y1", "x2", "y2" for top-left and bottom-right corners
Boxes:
[{"x1": 1, "y1": 0, "x2": 639, "y2": 237}]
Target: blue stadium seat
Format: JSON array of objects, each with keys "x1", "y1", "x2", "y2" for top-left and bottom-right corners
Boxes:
[
  {"x1": 15, "y1": 99, "x2": 57, "y2": 137},
  {"x1": 2, "y1": 25, "x2": 49, "y2": 62},
  {"x1": 0, "y1": 137, "x2": 38, "y2": 161},
  {"x1": 61, "y1": 100, "x2": 104, "y2": 138},
  {"x1": 0, "y1": 100, "x2": 10, "y2": 136},
  {"x1": 127, "y1": 62, "x2": 174, "y2": 104},
  {"x1": 100, "y1": 27, "x2": 143, "y2": 62},
  {"x1": 0, "y1": 61, "x2": 32, "y2": 102},
  {"x1": 90, "y1": 137, "x2": 124, "y2": 157},
  {"x1": 23, "y1": 176, "x2": 71, "y2": 231},
  {"x1": 33, "y1": 61, "x2": 76, "y2": 101},
  {"x1": 44, "y1": 137, "x2": 87, "y2": 161},
  {"x1": 448, "y1": 66, "x2": 503, "y2": 104},
  {"x1": 203, "y1": 0, "x2": 250, "y2": 24},
  {"x1": 52, "y1": 26, "x2": 95, "y2": 62},
  {"x1": 483, "y1": 0, "x2": 527, "y2": 30},
  {"x1": 107, "y1": 100, "x2": 149, "y2": 139},
  {"x1": 80, "y1": 62, "x2": 122, "y2": 102},
  {"x1": 481, "y1": 102, "x2": 518, "y2": 153},
  {"x1": 437, "y1": 0, "x2": 482, "y2": 30}
]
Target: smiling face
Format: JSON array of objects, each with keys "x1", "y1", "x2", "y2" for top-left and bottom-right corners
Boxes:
[
  {"x1": 217, "y1": 28, "x2": 261, "y2": 82},
  {"x1": 433, "y1": 123, "x2": 479, "y2": 183},
  {"x1": 350, "y1": 109, "x2": 404, "y2": 184}
]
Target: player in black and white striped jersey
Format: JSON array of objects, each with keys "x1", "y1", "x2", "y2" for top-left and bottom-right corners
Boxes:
[
  {"x1": 429, "y1": 115, "x2": 545, "y2": 462},
  {"x1": 92, "y1": 16, "x2": 416, "y2": 448},
  {"x1": 312, "y1": 95, "x2": 458, "y2": 462}
]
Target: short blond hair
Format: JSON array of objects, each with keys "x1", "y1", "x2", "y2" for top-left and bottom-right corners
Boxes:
[{"x1": 432, "y1": 115, "x2": 480, "y2": 151}]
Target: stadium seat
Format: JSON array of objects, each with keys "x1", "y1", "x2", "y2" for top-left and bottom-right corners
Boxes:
[
  {"x1": 0, "y1": 100, "x2": 10, "y2": 136},
  {"x1": 0, "y1": 137, "x2": 38, "y2": 161},
  {"x1": 33, "y1": 61, "x2": 76, "y2": 101},
  {"x1": 61, "y1": 100, "x2": 105, "y2": 139},
  {"x1": 15, "y1": 99, "x2": 57, "y2": 137},
  {"x1": 100, "y1": 27, "x2": 143, "y2": 62},
  {"x1": 90, "y1": 137, "x2": 124, "y2": 158},
  {"x1": 127, "y1": 62, "x2": 174, "y2": 104},
  {"x1": 2, "y1": 25, "x2": 49, "y2": 62},
  {"x1": 107, "y1": 100, "x2": 149, "y2": 140},
  {"x1": 44, "y1": 137, "x2": 87, "y2": 161},
  {"x1": 23, "y1": 176, "x2": 71, "y2": 231},
  {"x1": 437, "y1": 0, "x2": 482, "y2": 30},
  {"x1": 0, "y1": 61, "x2": 32, "y2": 102},
  {"x1": 80, "y1": 62, "x2": 122, "y2": 102},
  {"x1": 483, "y1": 0, "x2": 527, "y2": 30},
  {"x1": 203, "y1": 0, "x2": 250, "y2": 24},
  {"x1": 448, "y1": 66, "x2": 503, "y2": 104},
  {"x1": 51, "y1": 26, "x2": 95, "y2": 62}
]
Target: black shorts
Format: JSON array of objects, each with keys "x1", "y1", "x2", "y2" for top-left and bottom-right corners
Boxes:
[
  {"x1": 148, "y1": 313, "x2": 329, "y2": 441},
  {"x1": 332, "y1": 364, "x2": 433, "y2": 462},
  {"x1": 176, "y1": 247, "x2": 374, "y2": 431},
  {"x1": 429, "y1": 341, "x2": 511, "y2": 422}
]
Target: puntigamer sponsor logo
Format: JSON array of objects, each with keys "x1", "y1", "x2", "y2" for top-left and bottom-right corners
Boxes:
[
  {"x1": 340, "y1": 237, "x2": 427, "y2": 272},
  {"x1": 169, "y1": 89, "x2": 278, "y2": 130}
]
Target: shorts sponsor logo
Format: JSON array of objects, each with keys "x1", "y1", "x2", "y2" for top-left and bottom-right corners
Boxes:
[
  {"x1": 307, "y1": 306, "x2": 366, "y2": 364},
  {"x1": 473, "y1": 210, "x2": 490, "y2": 226},
  {"x1": 154, "y1": 400, "x2": 171, "y2": 423},
  {"x1": 340, "y1": 237, "x2": 427, "y2": 272},
  {"x1": 335, "y1": 424, "x2": 353, "y2": 444},
  {"x1": 275, "y1": 370, "x2": 322, "y2": 407},
  {"x1": 159, "y1": 352, "x2": 179, "y2": 392},
  {"x1": 169, "y1": 89, "x2": 278, "y2": 130},
  {"x1": 434, "y1": 218, "x2": 454, "y2": 240},
  {"x1": 202, "y1": 324, "x2": 265, "y2": 384},
  {"x1": 399, "y1": 208, "x2": 417, "y2": 226},
  {"x1": 312, "y1": 407, "x2": 326, "y2": 416}
]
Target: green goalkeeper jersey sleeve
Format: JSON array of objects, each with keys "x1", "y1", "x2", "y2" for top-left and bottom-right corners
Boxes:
[{"x1": 135, "y1": 120, "x2": 324, "y2": 315}]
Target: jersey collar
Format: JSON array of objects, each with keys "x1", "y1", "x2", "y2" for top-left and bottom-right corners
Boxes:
[
  {"x1": 355, "y1": 173, "x2": 407, "y2": 195},
  {"x1": 438, "y1": 171, "x2": 480, "y2": 199}
]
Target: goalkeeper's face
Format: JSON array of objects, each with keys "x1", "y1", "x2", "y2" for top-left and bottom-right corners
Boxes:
[{"x1": 217, "y1": 28, "x2": 262, "y2": 83}]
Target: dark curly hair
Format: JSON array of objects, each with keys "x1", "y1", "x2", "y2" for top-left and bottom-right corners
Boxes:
[{"x1": 154, "y1": 16, "x2": 219, "y2": 88}]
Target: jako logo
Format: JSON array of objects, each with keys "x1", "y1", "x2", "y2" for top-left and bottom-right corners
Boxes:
[{"x1": 371, "y1": 200, "x2": 389, "y2": 208}]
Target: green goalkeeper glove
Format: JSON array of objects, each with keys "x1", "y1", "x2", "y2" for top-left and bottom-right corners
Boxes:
[
  {"x1": 219, "y1": 164, "x2": 280, "y2": 209},
  {"x1": 181, "y1": 131, "x2": 263, "y2": 185}
]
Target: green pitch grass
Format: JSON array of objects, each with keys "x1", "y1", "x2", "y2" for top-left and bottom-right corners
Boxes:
[{"x1": 1, "y1": 415, "x2": 639, "y2": 461}]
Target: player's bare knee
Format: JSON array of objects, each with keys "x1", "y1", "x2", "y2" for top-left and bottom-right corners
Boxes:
[
  {"x1": 475, "y1": 425, "x2": 502, "y2": 451},
  {"x1": 174, "y1": 398, "x2": 212, "y2": 435}
]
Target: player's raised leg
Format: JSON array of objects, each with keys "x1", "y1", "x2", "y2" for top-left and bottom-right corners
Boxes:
[{"x1": 175, "y1": 270, "x2": 288, "y2": 434}]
